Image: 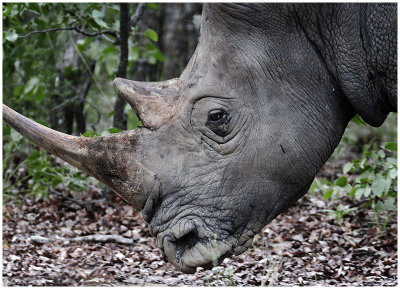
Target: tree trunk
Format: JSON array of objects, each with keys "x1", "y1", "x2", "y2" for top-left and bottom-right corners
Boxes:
[
  {"x1": 75, "y1": 60, "x2": 96, "y2": 134},
  {"x1": 113, "y1": 3, "x2": 130, "y2": 130},
  {"x1": 160, "y1": 4, "x2": 202, "y2": 79}
]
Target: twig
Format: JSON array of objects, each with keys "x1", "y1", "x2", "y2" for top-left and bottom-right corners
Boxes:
[
  {"x1": 44, "y1": 184, "x2": 105, "y2": 209},
  {"x1": 71, "y1": 35, "x2": 113, "y2": 109},
  {"x1": 29, "y1": 235, "x2": 52, "y2": 245},
  {"x1": 85, "y1": 101, "x2": 102, "y2": 129},
  {"x1": 350, "y1": 199, "x2": 369, "y2": 208},
  {"x1": 78, "y1": 60, "x2": 97, "y2": 104},
  {"x1": 71, "y1": 234, "x2": 135, "y2": 245},
  {"x1": 19, "y1": 27, "x2": 119, "y2": 42},
  {"x1": 130, "y1": 3, "x2": 146, "y2": 27}
]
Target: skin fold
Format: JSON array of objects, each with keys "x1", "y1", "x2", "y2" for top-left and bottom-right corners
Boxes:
[{"x1": 3, "y1": 3, "x2": 397, "y2": 273}]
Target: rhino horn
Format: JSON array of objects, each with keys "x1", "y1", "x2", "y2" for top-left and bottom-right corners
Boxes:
[
  {"x1": 3, "y1": 104, "x2": 156, "y2": 210},
  {"x1": 113, "y1": 77, "x2": 180, "y2": 129}
]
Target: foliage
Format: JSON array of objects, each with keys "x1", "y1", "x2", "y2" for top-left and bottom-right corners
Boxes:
[
  {"x1": 312, "y1": 141, "x2": 397, "y2": 229},
  {"x1": 3, "y1": 137, "x2": 88, "y2": 202},
  {"x1": 3, "y1": 3, "x2": 162, "y2": 200},
  {"x1": 3, "y1": 3, "x2": 162, "y2": 133}
]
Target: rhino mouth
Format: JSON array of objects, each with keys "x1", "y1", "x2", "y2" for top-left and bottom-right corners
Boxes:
[{"x1": 153, "y1": 219, "x2": 233, "y2": 273}]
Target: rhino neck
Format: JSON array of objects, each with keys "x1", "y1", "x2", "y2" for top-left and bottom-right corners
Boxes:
[{"x1": 295, "y1": 3, "x2": 397, "y2": 126}]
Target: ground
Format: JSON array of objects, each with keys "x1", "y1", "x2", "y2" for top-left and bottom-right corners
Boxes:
[{"x1": 2, "y1": 156, "x2": 397, "y2": 286}]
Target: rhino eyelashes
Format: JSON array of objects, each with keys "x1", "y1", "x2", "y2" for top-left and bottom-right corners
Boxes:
[{"x1": 206, "y1": 109, "x2": 231, "y2": 137}]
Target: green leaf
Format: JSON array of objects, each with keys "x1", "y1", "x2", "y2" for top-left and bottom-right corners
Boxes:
[
  {"x1": 389, "y1": 168, "x2": 397, "y2": 179},
  {"x1": 359, "y1": 158, "x2": 367, "y2": 170},
  {"x1": 145, "y1": 28, "x2": 158, "y2": 42},
  {"x1": 10, "y1": 129, "x2": 23, "y2": 142},
  {"x1": 86, "y1": 41, "x2": 106, "y2": 59},
  {"x1": 34, "y1": 17, "x2": 46, "y2": 28},
  {"x1": 376, "y1": 200, "x2": 386, "y2": 212},
  {"x1": 104, "y1": 53, "x2": 118, "y2": 75},
  {"x1": 377, "y1": 150, "x2": 385, "y2": 159},
  {"x1": 127, "y1": 111, "x2": 142, "y2": 130},
  {"x1": 309, "y1": 180, "x2": 319, "y2": 194},
  {"x1": 323, "y1": 189, "x2": 333, "y2": 200},
  {"x1": 348, "y1": 186, "x2": 357, "y2": 197},
  {"x1": 5, "y1": 29, "x2": 19, "y2": 42},
  {"x1": 147, "y1": 55, "x2": 156, "y2": 65},
  {"x1": 386, "y1": 157, "x2": 397, "y2": 167},
  {"x1": 383, "y1": 197, "x2": 397, "y2": 211},
  {"x1": 107, "y1": 110, "x2": 114, "y2": 119},
  {"x1": 350, "y1": 115, "x2": 366, "y2": 126},
  {"x1": 3, "y1": 5, "x2": 13, "y2": 18},
  {"x1": 355, "y1": 188, "x2": 364, "y2": 200},
  {"x1": 76, "y1": 38, "x2": 89, "y2": 53},
  {"x1": 83, "y1": 131, "x2": 99, "y2": 137},
  {"x1": 335, "y1": 176, "x2": 348, "y2": 187},
  {"x1": 102, "y1": 45, "x2": 118, "y2": 54},
  {"x1": 363, "y1": 186, "x2": 372, "y2": 197},
  {"x1": 385, "y1": 142, "x2": 397, "y2": 152},
  {"x1": 343, "y1": 162, "x2": 353, "y2": 174},
  {"x1": 24, "y1": 77, "x2": 39, "y2": 93},
  {"x1": 92, "y1": 9, "x2": 103, "y2": 19},
  {"x1": 51, "y1": 178, "x2": 61, "y2": 188},
  {"x1": 92, "y1": 10, "x2": 109, "y2": 28},
  {"x1": 384, "y1": 174, "x2": 392, "y2": 194},
  {"x1": 371, "y1": 174, "x2": 386, "y2": 197},
  {"x1": 107, "y1": 127, "x2": 122, "y2": 134},
  {"x1": 146, "y1": 3, "x2": 159, "y2": 10},
  {"x1": 131, "y1": 46, "x2": 140, "y2": 62}
]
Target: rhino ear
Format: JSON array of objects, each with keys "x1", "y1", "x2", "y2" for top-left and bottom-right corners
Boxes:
[{"x1": 113, "y1": 78, "x2": 180, "y2": 129}]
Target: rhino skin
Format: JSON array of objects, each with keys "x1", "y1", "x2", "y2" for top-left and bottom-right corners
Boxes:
[{"x1": 3, "y1": 3, "x2": 397, "y2": 273}]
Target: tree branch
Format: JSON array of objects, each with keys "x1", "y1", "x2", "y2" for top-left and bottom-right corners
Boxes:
[
  {"x1": 113, "y1": 3, "x2": 130, "y2": 130},
  {"x1": 45, "y1": 184, "x2": 105, "y2": 209},
  {"x1": 19, "y1": 27, "x2": 120, "y2": 42},
  {"x1": 130, "y1": 3, "x2": 146, "y2": 27},
  {"x1": 71, "y1": 234, "x2": 135, "y2": 245}
]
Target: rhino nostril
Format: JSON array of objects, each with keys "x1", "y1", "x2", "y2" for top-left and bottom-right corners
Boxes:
[{"x1": 173, "y1": 229, "x2": 198, "y2": 262}]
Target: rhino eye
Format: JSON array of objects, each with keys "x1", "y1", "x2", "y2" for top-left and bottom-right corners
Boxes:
[
  {"x1": 207, "y1": 109, "x2": 231, "y2": 137},
  {"x1": 208, "y1": 110, "x2": 228, "y2": 123}
]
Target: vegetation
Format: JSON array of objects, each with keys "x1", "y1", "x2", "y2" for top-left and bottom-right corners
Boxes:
[
  {"x1": 3, "y1": 3, "x2": 200, "y2": 135},
  {"x1": 311, "y1": 114, "x2": 397, "y2": 228}
]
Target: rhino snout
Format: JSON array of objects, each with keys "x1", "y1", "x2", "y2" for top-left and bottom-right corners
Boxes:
[{"x1": 155, "y1": 220, "x2": 232, "y2": 273}]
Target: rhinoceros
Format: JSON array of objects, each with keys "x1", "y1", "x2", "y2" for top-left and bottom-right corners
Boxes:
[{"x1": 3, "y1": 3, "x2": 397, "y2": 273}]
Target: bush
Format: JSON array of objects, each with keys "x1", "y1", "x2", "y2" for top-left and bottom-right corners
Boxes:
[{"x1": 311, "y1": 141, "x2": 397, "y2": 230}]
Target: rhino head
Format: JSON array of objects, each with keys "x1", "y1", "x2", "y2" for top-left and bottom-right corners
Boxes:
[{"x1": 3, "y1": 4, "x2": 396, "y2": 273}]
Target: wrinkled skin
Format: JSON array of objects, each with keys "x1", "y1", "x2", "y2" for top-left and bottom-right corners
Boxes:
[
  {"x1": 136, "y1": 3, "x2": 397, "y2": 272},
  {"x1": 3, "y1": 4, "x2": 397, "y2": 273}
]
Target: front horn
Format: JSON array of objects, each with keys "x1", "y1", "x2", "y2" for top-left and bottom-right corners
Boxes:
[{"x1": 3, "y1": 104, "x2": 155, "y2": 209}]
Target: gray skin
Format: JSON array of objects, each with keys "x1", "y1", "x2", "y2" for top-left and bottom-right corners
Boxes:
[{"x1": 3, "y1": 4, "x2": 397, "y2": 273}]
